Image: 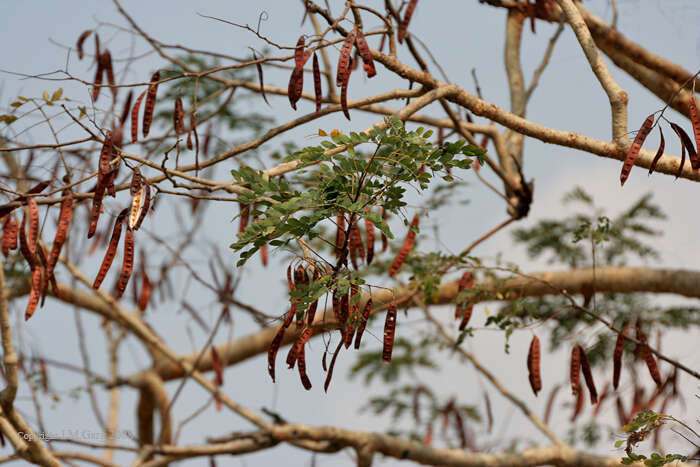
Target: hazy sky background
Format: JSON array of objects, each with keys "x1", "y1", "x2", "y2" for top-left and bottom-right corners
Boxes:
[{"x1": 1, "y1": 1, "x2": 700, "y2": 466}]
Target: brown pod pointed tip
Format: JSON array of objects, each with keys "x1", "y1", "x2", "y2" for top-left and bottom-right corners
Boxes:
[
  {"x1": 142, "y1": 71, "x2": 160, "y2": 138},
  {"x1": 131, "y1": 90, "x2": 146, "y2": 143},
  {"x1": 620, "y1": 114, "x2": 654, "y2": 186}
]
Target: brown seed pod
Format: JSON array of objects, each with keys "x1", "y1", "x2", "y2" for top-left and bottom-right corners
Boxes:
[
  {"x1": 287, "y1": 66, "x2": 304, "y2": 111},
  {"x1": 137, "y1": 266, "x2": 152, "y2": 312},
  {"x1": 620, "y1": 114, "x2": 654, "y2": 186},
  {"x1": 323, "y1": 339, "x2": 343, "y2": 392},
  {"x1": 672, "y1": 123, "x2": 687, "y2": 179},
  {"x1": 348, "y1": 218, "x2": 365, "y2": 268},
  {"x1": 93, "y1": 208, "x2": 128, "y2": 290},
  {"x1": 335, "y1": 213, "x2": 346, "y2": 256},
  {"x1": 365, "y1": 216, "x2": 375, "y2": 265},
  {"x1": 669, "y1": 122, "x2": 698, "y2": 170},
  {"x1": 133, "y1": 182, "x2": 151, "y2": 231},
  {"x1": 578, "y1": 345, "x2": 598, "y2": 404},
  {"x1": 101, "y1": 50, "x2": 116, "y2": 99},
  {"x1": 570, "y1": 345, "x2": 581, "y2": 396},
  {"x1": 142, "y1": 71, "x2": 160, "y2": 138},
  {"x1": 297, "y1": 341, "x2": 312, "y2": 390},
  {"x1": 354, "y1": 298, "x2": 372, "y2": 349},
  {"x1": 691, "y1": 81, "x2": 700, "y2": 154},
  {"x1": 98, "y1": 130, "x2": 114, "y2": 177},
  {"x1": 18, "y1": 216, "x2": 37, "y2": 269},
  {"x1": 340, "y1": 60, "x2": 353, "y2": 120},
  {"x1": 173, "y1": 98, "x2": 185, "y2": 135},
  {"x1": 76, "y1": 30, "x2": 92, "y2": 60},
  {"x1": 36, "y1": 244, "x2": 50, "y2": 305},
  {"x1": 527, "y1": 335, "x2": 542, "y2": 396},
  {"x1": 129, "y1": 168, "x2": 143, "y2": 196},
  {"x1": 211, "y1": 346, "x2": 224, "y2": 387},
  {"x1": 615, "y1": 395, "x2": 629, "y2": 426},
  {"x1": 267, "y1": 324, "x2": 287, "y2": 382},
  {"x1": 613, "y1": 321, "x2": 629, "y2": 390},
  {"x1": 25, "y1": 264, "x2": 42, "y2": 321},
  {"x1": 648, "y1": 127, "x2": 665, "y2": 175},
  {"x1": 456, "y1": 272, "x2": 475, "y2": 330},
  {"x1": 119, "y1": 90, "x2": 133, "y2": 128},
  {"x1": 593, "y1": 383, "x2": 610, "y2": 416},
  {"x1": 397, "y1": 0, "x2": 419, "y2": 43},
  {"x1": 190, "y1": 113, "x2": 200, "y2": 171},
  {"x1": 260, "y1": 243, "x2": 268, "y2": 267},
  {"x1": 382, "y1": 300, "x2": 398, "y2": 363},
  {"x1": 93, "y1": 32, "x2": 101, "y2": 63},
  {"x1": 2, "y1": 214, "x2": 18, "y2": 256},
  {"x1": 26, "y1": 198, "x2": 39, "y2": 257},
  {"x1": 131, "y1": 90, "x2": 146, "y2": 143},
  {"x1": 636, "y1": 322, "x2": 662, "y2": 386},
  {"x1": 252, "y1": 51, "x2": 269, "y2": 106},
  {"x1": 238, "y1": 202, "x2": 249, "y2": 234},
  {"x1": 336, "y1": 29, "x2": 357, "y2": 87},
  {"x1": 46, "y1": 193, "x2": 73, "y2": 278},
  {"x1": 129, "y1": 186, "x2": 144, "y2": 231},
  {"x1": 312, "y1": 53, "x2": 322, "y2": 114},
  {"x1": 354, "y1": 30, "x2": 376, "y2": 78},
  {"x1": 388, "y1": 214, "x2": 419, "y2": 277},
  {"x1": 343, "y1": 285, "x2": 360, "y2": 348},
  {"x1": 543, "y1": 384, "x2": 560, "y2": 425},
  {"x1": 294, "y1": 36, "x2": 306, "y2": 68},
  {"x1": 91, "y1": 54, "x2": 105, "y2": 102},
  {"x1": 115, "y1": 229, "x2": 135, "y2": 299},
  {"x1": 380, "y1": 208, "x2": 389, "y2": 252}
]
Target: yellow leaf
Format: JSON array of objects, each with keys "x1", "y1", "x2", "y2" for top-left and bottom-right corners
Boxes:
[
  {"x1": 330, "y1": 129, "x2": 342, "y2": 136},
  {"x1": 42, "y1": 90, "x2": 50, "y2": 101},
  {"x1": 17, "y1": 96, "x2": 28, "y2": 102},
  {"x1": 317, "y1": 129, "x2": 327, "y2": 136},
  {"x1": 79, "y1": 106, "x2": 87, "y2": 119},
  {"x1": 51, "y1": 88, "x2": 63, "y2": 101}
]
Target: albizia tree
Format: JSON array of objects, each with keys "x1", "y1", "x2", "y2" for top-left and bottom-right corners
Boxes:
[{"x1": 0, "y1": 0, "x2": 698, "y2": 465}]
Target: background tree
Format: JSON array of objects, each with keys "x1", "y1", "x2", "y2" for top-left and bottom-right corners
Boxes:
[{"x1": 0, "y1": 0, "x2": 698, "y2": 466}]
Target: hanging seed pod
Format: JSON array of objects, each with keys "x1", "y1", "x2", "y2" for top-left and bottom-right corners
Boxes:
[
  {"x1": 131, "y1": 90, "x2": 146, "y2": 143},
  {"x1": 129, "y1": 168, "x2": 143, "y2": 196},
  {"x1": 543, "y1": 384, "x2": 560, "y2": 425},
  {"x1": 690, "y1": 81, "x2": 700, "y2": 153},
  {"x1": 26, "y1": 198, "x2": 39, "y2": 258},
  {"x1": 190, "y1": 113, "x2": 200, "y2": 171},
  {"x1": 93, "y1": 208, "x2": 128, "y2": 290},
  {"x1": 238, "y1": 202, "x2": 249, "y2": 234},
  {"x1": 46, "y1": 193, "x2": 73, "y2": 278},
  {"x1": 91, "y1": 54, "x2": 105, "y2": 102},
  {"x1": 142, "y1": 71, "x2": 160, "y2": 138},
  {"x1": 365, "y1": 217, "x2": 375, "y2": 265},
  {"x1": 102, "y1": 50, "x2": 116, "y2": 99},
  {"x1": 252, "y1": 51, "x2": 269, "y2": 106},
  {"x1": 18, "y1": 216, "x2": 37, "y2": 269},
  {"x1": 260, "y1": 243, "x2": 268, "y2": 267},
  {"x1": 636, "y1": 322, "x2": 662, "y2": 386},
  {"x1": 336, "y1": 29, "x2": 357, "y2": 87},
  {"x1": 25, "y1": 264, "x2": 42, "y2": 321},
  {"x1": 335, "y1": 213, "x2": 346, "y2": 256},
  {"x1": 36, "y1": 245, "x2": 50, "y2": 305},
  {"x1": 354, "y1": 298, "x2": 372, "y2": 349},
  {"x1": 312, "y1": 53, "x2": 322, "y2": 113},
  {"x1": 616, "y1": 395, "x2": 629, "y2": 426},
  {"x1": 297, "y1": 342, "x2": 312, "y2": 390},
  {"x1": 578, "y1": 345, "x2": 598, "y2": 404},
  {"x1": 173, "y1": 98, "x2": 185, "y2": 135},
  {"x1": 76, "y1": 30, "x2": 92, "y2": 60},
  {"x1": 114, "y1": 229, "x2": 135, "y2": 299},
  {"x1": 648, "y1": 127, "x2": 665, "y2": 175},
  {"x1": 267, "y1": 324, "x2": 286, "y2": 382},
  {"x1": 456, "y1": 272, "x2": 475, "y2": 330},
  {"x1": 211, "y1": 346, "x2": 224, "y2": 387},
  {"x1": 294, "y1": 36, "x2": 306, "y2": 68},
  {"x1": 620, "y1": 114, "x2": 654, "y2": 186},
  {"x1": 382, "y1": 301, "x2": 398, "y2": 363},
  {"x1": 119, "y1": 90, "x2": 133, "y2": 127},
  {"x1": 388, "y1": 214, "x2": 419, "y2": 277},
  {"x1": 348, "y1": 218, "x2": 365, "y2": 268},
  {"x1": 137, "y1": 266, "x2": 152, "y2": 312},
  {"x1": 527, "y1": 335, "x2": 542, "y2": 396},
  {"x1": 613, "y1": 321, "x2": 629, "y2": 390},
  {"x1": 129, "y1": 186, "x2": 144, "y2": 231},
  {"x1": 593, "y1": 383, "x2": 610, "y2": 416},
  {"x1": 287, "y1": 66, "x2": 304, "y2": 111},
  {"x1": 570, "y1": 345, "x2": 581, "y2": 396},
  {"x1": 669, "y1": 122, "x2": 698, "y2": 170},
  {"x1": 340, "y1": 59, "x2": 353, "y2": 120},
  {"x1": 323, "y1": 339, "x2": 343, "y2": 392},
  {"x1": 380, "y1": 208, "x2": 389, "y2": 252},
  {"x1": 2, "y1": 214, "x2": 18, "y2": 256},
  {"x1": 397, "y1": 0, "x2": 419, "y2": 43},
  {"x1": 570, "y1": 383, "x2": 585, "y2": 422},
  {"x1": 98, "y1": 130, "x2": 114, "y2": 177},
  {"x1": 354, "y1": 30, "x2": 376, "y2": 78},
  {"x1": 133, "y1": 182, "x2": 151, "y2": 231}
]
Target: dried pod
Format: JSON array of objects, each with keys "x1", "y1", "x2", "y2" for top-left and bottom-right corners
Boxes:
[
  {"x1": 91, "y1": 54, "x2": 105, "y2": 102},
  {"x1": 190, "y1": 113, "x2": 200, "y2": 170},
  {"x1": 211, "y1": 346, "x2": 224, "y2": 386},
  {"x1": 570, "y1": 345, "x2": 581, "y2": 396},
  {"x1": 93, "y1": 208, "x2": 128, "y2": 290},
  {"x1": 648, "y1": 127, "x2": 665, "y2": 175},
  {"x1": 380, "y1": 208, "x2": 389, "y2": 252},
  {"x1": 364, "y1": 216, "x2": 375, "y2": 265},
  {"x1": 578, "y1": 345, "x2": 598, "y2": 404},
  {"x1": 323, "y1": 339, "x2": 343, "y2": 392},
  {"x1": 76, "y1": 30, "x2": 92, "y2": 60},
  {"x1": 18, "y1": 216, "x2": 37, "y2": 269},
  {"x1": 636, "y1": 322, "x2": 662, "y2": 386},
  {"x1": 119, "y1": 90, "x2": 134, "y2": 127},
  {"x1": 397, "y1": 0, "x2": 419, "y2": 43},
  {"x1": 336, "y1": 29, "x2": 357, "y2": 87},
  {"x1": 669, "y1": 122, "x2": 698, "y2": 170},
  {"x1": 620, "y1": 114, "x2": 654, "y2": 186},
  {"x1": 129, "y1": 186, "x2": 144, "y2": 230},
  {"x1": 131, "y1": 90, "x2": 147, "y2": 143},
  {"x1": 238, "y1": 202, "x2": 249, "y2": 234},
  {"x1": 133, "y1": 182, "x2": 151, "y2": 231},
  {"x1": 340, "y1": 60, "x2": 353, "y2": 120},
  {"x1": 456, "y1": 272, "x2": 475, "y2": 330},
  {"x1": 297, "y1": 342, "x2": 312, "y2": 390},
  {"x1": 267, "y1": 324, "x2": 286, "y2": 382},
  {"x1": 613, "y1": 321, "x2": 629, "y2": 390},
  {"x1": 173, "y1": 98, "x2": 185, "y2": 135},
  {"x1": 25, "y1": 265, "x2": 42, "y2": 320},
  {"x1": 527, "y1": 335, "x2": 542, "y2": 396},
  {"x1": 382, "y1": 300, "x2": 398, "y2": 363},
  {"x1": 98, "y1": 130, "x2": 114, "y2": 177},
  {"x1": 312, "y1": 53, "x2": 322, "y2": 113},
  {"x1": 115, "y1": 229, "x2": 135, "y2": 298},
  {"x1": 570, "y1": 383, "x2": 585, "y2": 422},
  {"x1": 354, "y1": 298, "x2": 372, "y2": 349},
  {"x1": 354, "y1": 30, "x2": 376, "y2": 78},
  {"x1": 691, "y1": 81, "x2": 700, "y2": 154},
  {"x1": 252, "y1": 51, "x2": 269, "y2": 106},
  {"x1": 46, "y1": 193, "x2": 73, "y2": 277},
  {"x1": 348, "y1": 218, "x2": 365, "y2": 268},
  {"x1": 129, "y1": 168, "x2": 143, "y2": 196},
  {"x1": 287, "y1": 66, "x2": 304, "y2": 111},
  {"x1": 101, "y1": 50, "x2": 116, "y2": 99},
  {"x1": 388, "y1": 214, "x2": 419, "y2": 277},
  {"x1": 543, "y1": 384, "x2": 560, "y2": 425},
  {"x1": 137, "y1": 266, "x2": 152, "y2": 312},
  {"x1": 2, "y1": 214, "x2": 18, "y2": 256},
  {"x1": 294, "y1": 36, "x2": 306, "y2": 68},
  {"x1": 335, "y1": 213, "x2": 346, "y2": 256},
  {"x1": 25, "y1": 198, "x2": 39, "y2": 258},
  {"x1": 142, "y1": 71, "x2": 160, "y2": 138}
]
